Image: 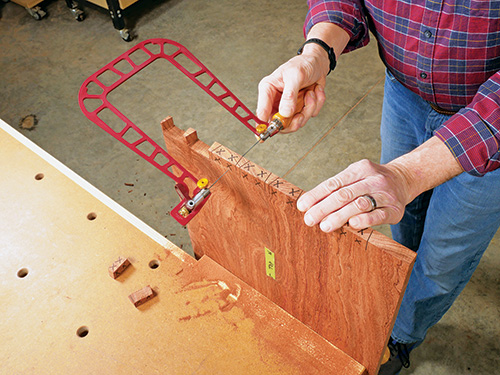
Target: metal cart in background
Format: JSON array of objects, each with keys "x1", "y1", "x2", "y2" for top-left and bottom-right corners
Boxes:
[
  {"x1": 83, "y1": 0, "x2": 138, "y2": 41},
  {"x1": 6, "y1": 0, "x2": 48, "y2": 19},
  {"x1": 6, "y1": 0, "x2": 84, "y2": 21},
  {"x1": 6, "y1": 0, "x2": 135, "y2": 42}
]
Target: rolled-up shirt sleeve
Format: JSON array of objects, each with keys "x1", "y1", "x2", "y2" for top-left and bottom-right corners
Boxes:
[
  {"x1": 304, "y1": 0, "x2": 370, "y2": 53},
  {"x1": 435, "y1": 72, "x2": 500, "y2": 176}
]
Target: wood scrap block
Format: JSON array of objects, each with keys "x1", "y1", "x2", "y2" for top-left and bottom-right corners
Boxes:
[
  {"x1": 128, "y1": 285, "x2": 156, "y2": 307},
  {"x1": 162, "y1": 117, "x2": 416, "y2": 375},
  {"x1": 108, "y1": 256, "x2": 131, "y2": 279}
]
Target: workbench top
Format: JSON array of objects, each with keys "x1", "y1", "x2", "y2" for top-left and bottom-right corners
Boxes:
[{"x1": 0, "y1": 119, "x2": 365, "y2": 374}]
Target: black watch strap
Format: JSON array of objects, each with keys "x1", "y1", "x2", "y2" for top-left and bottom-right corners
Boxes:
[{"x1": 297, "y1": 38, "x2": 336, "y2": 75}]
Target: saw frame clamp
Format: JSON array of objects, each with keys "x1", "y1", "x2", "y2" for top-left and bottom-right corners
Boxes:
[
  {"x1": 78, "y1": 39, "x2": 267, "y2": 226},
  {"x1": 257, "y1": 113, "x2": 288, "y2": 141}
]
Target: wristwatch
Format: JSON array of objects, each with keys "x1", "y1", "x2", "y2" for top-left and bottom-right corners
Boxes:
[{"x1": 297, "y1": 38, "x2": 337, "y2": 75}]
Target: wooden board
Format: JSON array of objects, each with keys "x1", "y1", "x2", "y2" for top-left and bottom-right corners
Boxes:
[
  {"x1": 162, "y1": 117, "x2": 417, "y2": 375},
  {"x1": 0, "y1": 119, "x2": 366, "y2": 375}
]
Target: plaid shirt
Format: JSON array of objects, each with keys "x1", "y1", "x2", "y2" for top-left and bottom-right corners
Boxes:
[{"x1": 305, "y1": 0, "x2": 500, "y2": 176}]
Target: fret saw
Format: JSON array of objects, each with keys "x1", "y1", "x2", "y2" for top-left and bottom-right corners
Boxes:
[{"x1": 78, "y1": 39, "x2": 306, "y2": 225}]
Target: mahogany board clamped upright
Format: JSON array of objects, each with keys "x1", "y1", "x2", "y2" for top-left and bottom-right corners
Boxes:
[{"x1": 162, "y1": 116, "x2": 417, "y2": 375}]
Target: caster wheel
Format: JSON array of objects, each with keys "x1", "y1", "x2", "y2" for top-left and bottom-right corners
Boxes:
[
  {"x1": 70, "y1": 7, "x2": 85, "y2": 21},
  {"x1": 27, "y1": 6, "x2": 46, "y2": 20},
  {"x1": 119, "y1": 29, "x2": 132, "y2": 42}
]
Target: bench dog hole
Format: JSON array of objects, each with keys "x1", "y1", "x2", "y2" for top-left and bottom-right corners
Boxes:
[
  {"x1": 17, "y1": 268, "x2": 29, "y2": 278},
  {"x1": 77, "y1": 326, "x2": 89, "y2": 338}
]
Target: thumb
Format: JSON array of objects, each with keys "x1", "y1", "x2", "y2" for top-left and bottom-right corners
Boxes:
[
  {"x1": 278, "y1": 89, "x2": 299, "y2": 118},
  {"x1": 278, "y1": 71, "x2": 302, "y2": 118}
]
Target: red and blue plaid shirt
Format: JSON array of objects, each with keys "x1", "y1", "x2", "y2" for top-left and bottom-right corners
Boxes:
[{"x1": 305, "y1": 0, "x2": 500, "y2": 176}]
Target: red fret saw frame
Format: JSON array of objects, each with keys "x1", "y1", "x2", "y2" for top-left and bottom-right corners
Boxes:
[{"x1": 78, "y1": 39, "x2": 263, "y2": 225}]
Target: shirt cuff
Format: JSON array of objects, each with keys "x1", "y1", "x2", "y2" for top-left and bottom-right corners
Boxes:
[
  {"x1": 304, "y1": 0, "x2": 369, "y2": 53},
  {"x1": 435, "y1": 108, "x2": 500, "y2": 176}
]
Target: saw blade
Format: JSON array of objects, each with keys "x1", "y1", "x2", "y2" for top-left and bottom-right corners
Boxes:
[{"x1": 208, "y1": 137, "x2": 261, "y2": 190}]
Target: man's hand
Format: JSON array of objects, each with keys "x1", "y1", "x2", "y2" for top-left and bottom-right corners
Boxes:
[
  {"x1": 257, "y1": 51, "x2": 327, "y2": 133},
  {"x1": 297, "y1": 136, "x2": 464, "y2": 232},
  {"x1": 256, "y1": 23, "x2": 349, "y2": 133},
  {"x1": 297, "y1": 159, "x2": 411, "y2": 231}
]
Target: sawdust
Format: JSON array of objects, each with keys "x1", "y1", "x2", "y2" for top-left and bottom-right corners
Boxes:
[{"x1": 19, "y1": 114, "x2": 38, "y2": 131}]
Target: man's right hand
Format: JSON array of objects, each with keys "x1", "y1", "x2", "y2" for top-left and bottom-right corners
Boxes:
[
  {"x1": 256, "y1": 22, "x2": 350, "y2": 134},
  {"x1": 256, "y1": 47, "x2": 328, "y2": 134}
]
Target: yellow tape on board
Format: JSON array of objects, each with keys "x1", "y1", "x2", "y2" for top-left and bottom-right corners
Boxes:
[{"x1": 265, "y1": 247, "x2": 276, "y2": 279}]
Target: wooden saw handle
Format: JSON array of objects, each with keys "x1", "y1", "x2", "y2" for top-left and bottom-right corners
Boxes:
[{"x1": 272, "y1": 83, "x2": 318, "y2": 130}]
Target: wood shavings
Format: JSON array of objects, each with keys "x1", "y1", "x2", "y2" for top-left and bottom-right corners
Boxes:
[{"x1": 19, "y1": 115, "x2": 38, "y2": 131}]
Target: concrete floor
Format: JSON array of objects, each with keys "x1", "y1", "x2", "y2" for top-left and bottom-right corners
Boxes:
[{"x1": 0, "y1": 0, "x2": 498, "y2": 373}]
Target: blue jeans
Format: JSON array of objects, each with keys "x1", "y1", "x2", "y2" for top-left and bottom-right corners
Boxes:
[{"x1": 381, "y1": 69, "x2": 500, "y2": 344}]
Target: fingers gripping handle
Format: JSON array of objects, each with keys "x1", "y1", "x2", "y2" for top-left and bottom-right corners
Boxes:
[
  {"x1": 275, "y1": 86, "x2": 309, "y2": 129},
  {"x1": 258, "y1": 84, "x2": 316, "y2": 140}
]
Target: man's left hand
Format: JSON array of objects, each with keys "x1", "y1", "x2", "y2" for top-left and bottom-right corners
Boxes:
[
  {"x1": 296, "y1": 159, "x2": 412, "y2": 232},
  {"x1": 296, "y1": 136, "x2": 464, "y2": 233}
]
